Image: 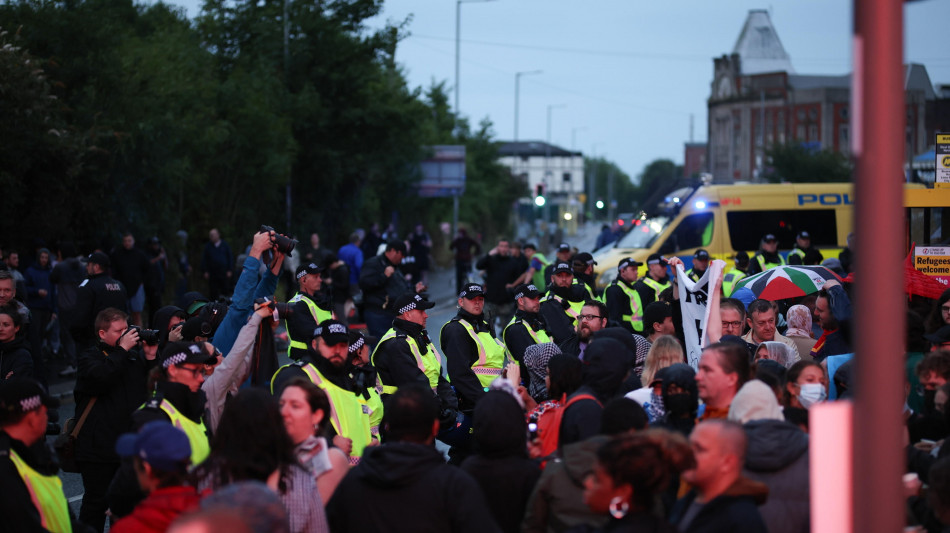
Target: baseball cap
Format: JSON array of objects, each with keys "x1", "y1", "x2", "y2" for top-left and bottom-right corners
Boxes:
[
  {"x1": 459, "y1": 284, "x2": 486, "y2": 299},
  {"x1": 552, "y1": 262, "x2": 573, "y2": 274},
  {"x1": 393, "y1": 292, "x2": 435, "y2": 314},
  {"x1": 642, "y1": 302, "x2": 672, "y2": 331},
  {"x1": 295, "y1": 263, "x2": 324, "y2": 280},
  {"x1": 763, "y1": 234, "x2": 777, "y2": 242},
  {"x1": 159, "y1": 341, "x2": 217, "y2": 369},
  {"x1": 0, "y1": 378, "x2": 59, "y2": 424},
  {"x1": 797, "y1": 231, "x2": 811, "y2": 240},
  {"x1": 87, "y1": 251, "x2": 110, "y2": 268},
  {"x1": 314, "y1": 319, "x2": 349, "y2": 346},
  {"x1": 180, "y1": 291, "x2": 209, "y2": 316},
  {"x1": 572, "y1": 252, "x2": 597, "y2": 267},
  {"x1": 347, "y1": 330, "x2": 369, "y2": 354},
  {"x1": 512, "y1": 283, "x2": 540, "y2": 300},
  {"x1": 694, "y1": 249, "x2": 710, "y2": 261},
  {"x1": 116, "y1": 421, "x2": 191, "y2": 470},
  {"x1": 556, "y1": 243, "x2": 572, "y2": 253},
  {"x1": 618, "y1": 257, "x2": 642, "y2": 271},
  {"x1": 646, "y1": 253, "x2": 668, "y2": 266}
]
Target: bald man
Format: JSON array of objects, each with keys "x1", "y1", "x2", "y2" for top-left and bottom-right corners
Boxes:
[{"x1": 670, "y1": 420, "x2": 768, "y2": 533}]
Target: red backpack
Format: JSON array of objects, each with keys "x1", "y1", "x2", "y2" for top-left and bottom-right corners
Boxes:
[{"x1": 533, "y1": 393, "x2": 601, "y2": 464}]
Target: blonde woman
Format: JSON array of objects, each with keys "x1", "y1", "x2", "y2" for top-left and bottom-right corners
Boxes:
[{"x1": 625, "y1": 336, "x2": 684, "y2": 422}]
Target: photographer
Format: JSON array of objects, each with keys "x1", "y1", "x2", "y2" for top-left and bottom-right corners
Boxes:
[{"x1": 73, "y1": 307, "x2": 158, "y2": 533}]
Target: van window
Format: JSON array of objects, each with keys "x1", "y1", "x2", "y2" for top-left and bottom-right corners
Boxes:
[
  {"x1": 658, "y1": 213, "x2": 714, "y2": 254},
  {"x1": 727, "y1": 210, "x2": 838, "y2": 251}
]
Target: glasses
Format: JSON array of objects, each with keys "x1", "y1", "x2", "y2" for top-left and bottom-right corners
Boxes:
[
  {"x1": 941, "y1": 306, "x2": 950, "y2": 314},
  {"x1": 578, "y1": 314, "x2": 603, "y2": 322},
  {"x1": 722, "y1": 321, "x2": 743, "y2": 329},
  {"x1": 177, "y1": 365, "x2": 207, "y2": 378}
]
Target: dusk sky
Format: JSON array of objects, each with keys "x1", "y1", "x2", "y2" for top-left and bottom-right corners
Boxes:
[{"x1": 173, "y1": 0, "x2": 949, "y2": 183}]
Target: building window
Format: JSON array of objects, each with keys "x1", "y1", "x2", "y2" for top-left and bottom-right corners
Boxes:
[
  {"x1": 808, "y1": 125, "x2": 818, "y2": 142},
  {"x1": 563, "y1": 172, "x2": 572, "y2": 182},
  {"x1": 796, "y1": 125, "x2": 806, "y2": 141},
  {"x1": 838, "y1": 125, "x2": 850, "y2": 155}
]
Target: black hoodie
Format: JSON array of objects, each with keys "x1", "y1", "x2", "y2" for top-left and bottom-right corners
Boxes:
[
  {"x1": 742, "y1": 419, "x2": 810, "y2": 533},
  {"x1": 0, "y1": 336, "x2": 33, "y2": 381},
  {"x1": 558, "y1": 338, "x2": 630, "y2": 448},
  {"x1": 461, "y1": 391, "x2": 541, "y2": 533},
  {"x1": 327, "y1": 441, "x2": 502, "y2": 533},
  {"x1": 152, "y1": 305, "x2": 186, "y2": 352}
]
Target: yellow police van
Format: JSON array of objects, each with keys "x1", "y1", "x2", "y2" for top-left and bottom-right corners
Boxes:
[{"x1": 593, "y1": 182, "x2": 929, "y2": 286}]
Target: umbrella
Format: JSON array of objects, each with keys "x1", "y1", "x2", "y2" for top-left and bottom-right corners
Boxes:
[{"x1": 734, "y1": 265, "x2": 845, "y2": 301}]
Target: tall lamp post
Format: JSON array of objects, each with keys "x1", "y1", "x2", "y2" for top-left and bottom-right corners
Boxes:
[
  {"x1": 514, "y1": 70, "x2": 542, "y2": 141},
  {"x1": 544, "y1": 104, "x2": 566, "y2": 224},
  {"x1": 455, "y1": 0, "x2": 497, "y2": 120}
]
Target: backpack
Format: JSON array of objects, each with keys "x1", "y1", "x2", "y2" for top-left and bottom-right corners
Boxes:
[{"x1": 533, "y1": 392, "x2": 601, "y2": 464}]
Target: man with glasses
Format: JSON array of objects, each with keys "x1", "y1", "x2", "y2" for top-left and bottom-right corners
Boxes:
[
  {"x1": 747, "y1": 233, "x2": 786, "y2": 275},
  {"x1": 809, "y1": 279, "x2": 852, "y2": 362},
  {"x1": 558, "y1": 301, "x2": 608, "y2": 359},
  {"x1": 73, "y1": 307, "x2": 157, "y2": 532}
]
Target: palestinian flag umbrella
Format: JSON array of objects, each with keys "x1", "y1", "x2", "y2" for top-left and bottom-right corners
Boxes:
[{"x1": 733, "y1": 265, "x2": 845, "y2": 301}]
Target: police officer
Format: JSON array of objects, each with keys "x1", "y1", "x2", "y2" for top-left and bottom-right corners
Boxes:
[
  {"x1": 440, "y1": 284, "x2": 506, "y2": 415},
  {"x1": 0, "y1": 378, "x2": 78, "y2": 533},
  {"x1": 685, "y1": 249, "x2": 711, "y2": 282},
  {"x1": 539, "y1": 262, "x2": 589, "y2": 343},
  {"x1": 787, "y1": 231, "x2": 817, "y2": 265},
  {"x1": 571, "y1": 252, "x2": 599, "y2": 299},
  {"x1": 72, "y1": 251, "x2": 129, "y2": 350},
  {"x1": 359, "y1": 240, "x2": 425, "y2": 339},
  {"x1": 747, "y1": 233, "x2": 786, "y2": 275},
  {"x1": 272, "y1": 319, "x2": 372, "y2": 464},
  {"x1": 542, "y1": 243, "x2": 574, "y2": 290},
  {"x1": 604, "y1": 257, "x2": 647, "y2": 334},
  {"x1": 723, "y1": 252, "x2": 750, "y2": 297},
  {"x1": 632, "y1": 254, "x2": 671, "y2": 310},
  {"x1": 347, "y1": 331, "x2": 384, "y2": 443},
  {"x1": 503, "y1": 283, "x2": 552, "y2": 380},
  {"x1": 286, "y1": 262, "x2": 332, "y2": 360},
  {"x1": 371, "y1": 293, "x2": 462, "y2": 445}
]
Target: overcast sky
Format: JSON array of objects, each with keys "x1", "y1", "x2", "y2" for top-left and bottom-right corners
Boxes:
[{"x1": 172, "y1": 0, "x2": 949, "y2": 182}]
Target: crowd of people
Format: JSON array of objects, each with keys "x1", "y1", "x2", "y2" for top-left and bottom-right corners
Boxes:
[{"x1": 3, "y1": 224, "x2": 950, "y2": 533}]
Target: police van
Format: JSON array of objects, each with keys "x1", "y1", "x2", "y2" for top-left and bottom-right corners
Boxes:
[{"x1": 593, "y1": 182, "x2": 928, "y2": 286}]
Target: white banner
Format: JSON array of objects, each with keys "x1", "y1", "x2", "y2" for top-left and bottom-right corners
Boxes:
[{"x1": 676, "y1": 260, "x2": 726, "y2": 370}]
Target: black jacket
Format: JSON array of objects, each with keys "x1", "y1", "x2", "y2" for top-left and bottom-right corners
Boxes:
[
  {"x1": 0, "y1": 431, "x2": 87, "y2": 533},
  {"x1": 558, "y1": 339, "x2": 630, "y2": 448},
  {"x1": 0, "y1": 337, "x2": 33, "y2": 381},
  {"x1": 540, "y1": 284, "x2": 589, "y2": 344},
  {"x1": 604, "y1": 279, "x2": 637, "y2": 333},
  {"x1": 285, "y1": 292, "x2": 332, "y2": 360},
  {"x1": 111, "y1": 246, "x2": 150, "y2": 293},
  {"x1": 440, "y1": 310, "x2": 495, "y2": 412},
  {"x1": 373, "y1": 318, "x2": 457, "y2": 412},
  {"x1": 502, "y1": 310, "x2": 550, "y2": 381},
  {"x1": 669, "y1": 477, "x2": 769, "y2": 533},
  {"x1": 742, "y1": 420, "x2": 810, "y2": 533},
  {"x1": 359, "y1": 254, "x2": 413, "y2": 314},
  {"x1": 73, "y1": 342, "x2": 153, "y2": 463},
  {"x1": 461, "y1": 391, "x2": 541, "y2": 533},
  {"x1": 326, "y1": 441, "x2": 501, "y2": 533},
  {"x1": 475, "y1": 254, "x2": 519, "y2": 304},
  {"x1": 72, "y1": 273, "x2": 128, "y2": 348},
  {"x1": 631, "y1": 276, "x2": 668, "y2": 310}
]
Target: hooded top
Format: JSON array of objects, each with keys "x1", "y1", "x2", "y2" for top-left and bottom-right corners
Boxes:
[
  {"x1": 326, "y1": 442, "x2": 501, "y2": 533},
  {"x1": 728, "y1": 380, "x2": 784, "y2": 425},
  {"x1": 742, "y1": 419, "x2": 810, "y2": 533},
  {"x1": 461, "y1": 391, "x2": 541, "y2": 533},
  {"x1": 654, "y1": 363, "x2": 698, "y2": 437},
  {"x1": 558, "y1": 338, "x2": 630, "y2": 448},
  {"x1": 152, "y1": 305, "x2": 186, "y2": 351}
]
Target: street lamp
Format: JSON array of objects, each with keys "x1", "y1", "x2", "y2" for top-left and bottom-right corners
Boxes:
[
  {"x1": 455, "y1": 0, "x2": 497, "y2": 121},
  {"x1": 544, "y1": 104, "x2": 566, "y2": 223},
  {"x1": 514, "y1": 70, "x2": 542, "y2": 141}
]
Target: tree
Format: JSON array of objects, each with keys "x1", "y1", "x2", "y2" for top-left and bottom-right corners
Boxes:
[{"x1": 764, "y1": 142, "x2": 852, "y2": 183}]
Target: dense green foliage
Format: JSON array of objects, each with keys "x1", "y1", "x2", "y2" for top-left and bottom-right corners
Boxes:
[
  {"x1": 0, "y1": 0, "x2": 524, "y2": 259},
  {"x1": 764, "y1": 142, "x2": 852, "y2": 183}
]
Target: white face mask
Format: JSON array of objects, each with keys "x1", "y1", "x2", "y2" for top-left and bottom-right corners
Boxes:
[{"x1": 798, "y1": 383, "x2": 827, "y2": 409}]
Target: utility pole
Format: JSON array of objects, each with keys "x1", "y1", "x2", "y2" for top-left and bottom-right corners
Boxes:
[{"x1": 514, "y1": 70, "x2": 542, "y2": 141}]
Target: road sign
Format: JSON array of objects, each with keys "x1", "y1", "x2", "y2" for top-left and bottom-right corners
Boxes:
[
  {"x1": 937, "y1": 133, "x2": 950, "y2": 184},
  {"x1": 418, "y1": 145, "x2": 466, "y2": 197}
]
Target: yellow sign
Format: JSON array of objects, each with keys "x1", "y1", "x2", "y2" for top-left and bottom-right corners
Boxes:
[
  {"x1": 916, "y1": 247, "x2": 950, "y2": 277},
  {"x1": 944, "y1": 155, "x2": 950, "y2": 168},
  {"x1": 938, "y1": 134, "x2": 950, "y2": 144}
]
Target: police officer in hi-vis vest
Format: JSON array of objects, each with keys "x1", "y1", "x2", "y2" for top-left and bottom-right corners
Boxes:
[
  {"x1": 503, "y1": 283, "x2": 552, "y2": 381},
  {"x1": 1, "y1": 378, "x2": 78, "y2": 533},
  {"x1": 539, "y1": 262, "x2": 589, "y2": 344},
  {"x1": 631, "y1": 254, "x2": 671, "y2": 311},
  {"x1": 747, "y1": 233, "x2": 786, "y2": 275},
  {"x1": 604, "y1": 257, "x2": 647, "y2": 334},
  {"x1": 272, "y1": 319, "x2": 372, "y2": 465},
  {"x1": 285, "y1": 262, "x2": 333, "y2": 360}
]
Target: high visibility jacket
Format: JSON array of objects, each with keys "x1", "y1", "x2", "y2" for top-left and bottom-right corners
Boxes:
[
  {"x1": 9, "y1": 449, "x2": 72, "y2": 533},
  {"x1": 722, "y1": 268, "x2": 747, "y2": 297},
  {"x1": 273, "y1": 362, "x2": 372, "y2": 464},
  {"x1": 502, "y1": 315, "x2": 552, "y2": 359},
  {"x1": 685, "y1": 268, "x2": 705, "y2": 283},
  {"x1": 364, "y1": 386, "x2": 384, "y2": 441},
  {"x1": 609, "y1": 280, "x2": 645, "y2": 333},
  {"x1": 755, "y1": 253, "x2": 786, "y2": 272},
  {"x1": 447, "y1": 318, "x2": 507, "y2": 388},
  {"x1": 155, "y1": 398, "x2": 210, "y2": 467},
  {"x1": 286, "y1": 292, "x2": 332, "y2": 357},
  {"x1": 371, "y1": 329, "x2": 446, "y2": 394},
  {"x1": 640, "y1": 277, "x2": 671, "y2": 301},
  {"x1": 541, "y1": 292, "x2": 585, "y2": 324},
  {"x1": 787, "y1": 248, "x2": 806, "y2": 264},
  {"x1": 530, "y1": 253, "x2": 551, "y2": 289}
]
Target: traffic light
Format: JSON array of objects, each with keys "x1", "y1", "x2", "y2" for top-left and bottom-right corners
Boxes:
[{"x1": 534, "y1": 183, "x2": 546, "y2": 207}]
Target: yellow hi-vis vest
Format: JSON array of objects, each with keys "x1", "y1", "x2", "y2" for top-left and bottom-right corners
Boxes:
[
  {"x1": 275, "y1": 362, "x2": 372, "y2": 465},
  {"x1": 364, "y1": 386, "x2": 384, "y2": 441},
  {"x1": 502, "y1": 315, "x2": 552, "y2": 360},
  {"x1": 722, "y1": 268, "x2": 747, "y2": 297},
  {"x1": 530, "y1": 253, "x2": 550, "y2": 289},
  {"x1": 9, "y1": 449, "x2": 71, "y2": 533},
  {"x1": 640, "y1": 277, "x2": 671, "y2": 302},
  {"x1": 541, "y1": 293, "x2": 584, "y2": 325},
  {"x1": 611, "y1": 280, "x2": 645, "y2": 333},
  {"x1": 156, "y1": 398, "x2": 211, "y2": 467},
  {"x1": 572, "y1": 279, "x2": 599, "y2": 302},
  {"x1": 371, "y1": 328, "x2": 446, "y2": 395},
  {"x1": 755, "y1": 253, "x2": 786, "y2": 272},
  {"x1": 451, "y1": 318, "x2": 507, "y2": 388},
  {"x1": 286, "y1": 292, "x2": 333, "y2": 357}
]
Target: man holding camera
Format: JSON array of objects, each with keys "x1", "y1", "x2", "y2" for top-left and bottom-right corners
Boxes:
[
  {"x1": 73, "y1": 307, "x2": 158, "y2": 533},
  {"x1": 360, "y1": 240, "x2": 426, "y2": 339},
  {"x1": 285, "y1": 262, "x2": 333, "y2": 361}
]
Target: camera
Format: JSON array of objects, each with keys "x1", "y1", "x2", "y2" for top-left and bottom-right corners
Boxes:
[
  {"x1": 255, "y1": 297, "x2": 294, "y2": 317},
  {"x1": 260, "y1": 225, "x2": 298, "y2": 256},
  {"x1": 128, "y1": 325, "x2": 161, "y2": 346},
  {"x1": 527, "y1": 417, "x2": 539, "y2": 441}
]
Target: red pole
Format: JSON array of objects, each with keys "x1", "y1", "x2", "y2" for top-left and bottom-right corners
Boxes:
[{"x1": 852, "y1": 0, "x2": 906, "y2": 531}]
